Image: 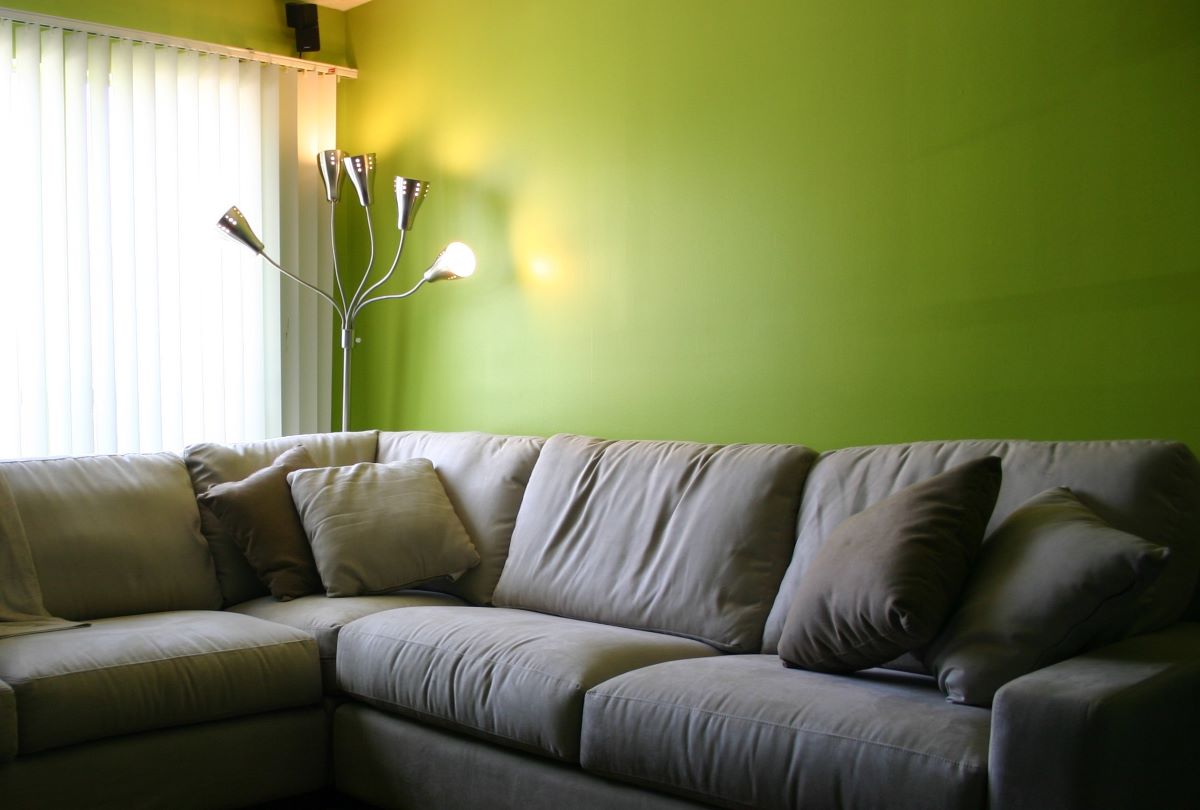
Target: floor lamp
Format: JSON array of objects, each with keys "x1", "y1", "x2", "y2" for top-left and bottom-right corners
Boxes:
[{"x1": 216, "y1": 151, "x2": 476, "y2": 431}]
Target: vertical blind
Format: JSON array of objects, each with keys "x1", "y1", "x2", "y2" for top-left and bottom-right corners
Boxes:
[{"x1": 0, "y1": 17, "x2": 337, "y2": 458}]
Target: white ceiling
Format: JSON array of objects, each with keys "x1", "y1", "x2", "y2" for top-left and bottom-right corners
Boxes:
[{"x1": 312, "y1": 0, "x2": 374, "y2": 10}]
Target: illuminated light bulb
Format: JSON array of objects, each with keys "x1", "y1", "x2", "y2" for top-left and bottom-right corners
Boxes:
[{"x1": 424, "y1": 241, "x2": 476, "y2": 282}]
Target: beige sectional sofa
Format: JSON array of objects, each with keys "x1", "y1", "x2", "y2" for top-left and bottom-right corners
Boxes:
[{"x1": 1, "y1": 429, "x2": 1198, "y2": 810}]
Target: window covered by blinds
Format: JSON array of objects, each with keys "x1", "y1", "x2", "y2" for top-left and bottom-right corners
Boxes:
[{"x1": 0, "y1": 17, "x2": 337, "y2": 458}]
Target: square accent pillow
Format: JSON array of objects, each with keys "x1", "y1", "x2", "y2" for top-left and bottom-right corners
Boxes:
[
  {"x1": 778, "y1": 456, "x2": 1002, "y2": 673},
  {"x1": 288, "y1": 459, "x2": 481, "y2": 597},
  {"x1": 197, "y1": 445, "x2": 323, "y2": 601},
  {"x1": 924, "y1": 486, "x2": 1170, "y2": 707}
]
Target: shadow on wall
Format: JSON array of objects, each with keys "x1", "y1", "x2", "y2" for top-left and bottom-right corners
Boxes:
[{"x1": 352, "y1": 167, "x2": 535, "y2": 430}]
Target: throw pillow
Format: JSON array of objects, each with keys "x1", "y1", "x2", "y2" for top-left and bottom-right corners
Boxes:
[
  {"x1": 924, "y1": 486, "x2": 1170, "y2": 707},
  {"x1": 197, "y1": 445, "x2": 323, "y2": 601},
  {"x1": 778, "y1": 456, "x2": 1002, "y2": 673},
  {"x1": 287, "y1": 459, "x2": 481, "y2": 598},
  {"x1": 0, "y1": 471, "x2": 87, "y2": 638}
]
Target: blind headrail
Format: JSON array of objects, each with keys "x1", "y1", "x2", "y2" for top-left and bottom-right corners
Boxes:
[{"x1": 0, "y1": 5, "x2": 357, "y2": 78}]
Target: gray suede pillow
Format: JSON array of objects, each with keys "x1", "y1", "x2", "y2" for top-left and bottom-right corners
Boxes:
[
  {"x1": 779, "y1": 456, "x2": 1002, "y2": 673},
  {"x1": 925, "y1": 487, "x2": 1170, "y2": 707},
  {"x1": 287, "y1": 459, "x2": 480, "y2": 598},
  {"x1": 197, "y1": 445, "x2": 322, "y2": 602}
]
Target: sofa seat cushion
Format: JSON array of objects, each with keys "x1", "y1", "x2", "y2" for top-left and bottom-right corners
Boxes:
[
  {"x1": 337, "y1": 606, "x2": 719, "y2": 761},
  {"x1": 581, "y1": 655, "x2": 990, "y2": 810},
  {"x1": 228, "y1": 592, "x2": 463, "y2": 689},
  {"x1": 0, "y1": 610, "x2": 321, "y2": 754}
]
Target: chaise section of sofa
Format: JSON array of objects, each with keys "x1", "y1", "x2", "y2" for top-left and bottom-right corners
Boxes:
[
  {"x1": 0, "y1": 610, "x2": 319, "y2": 754},
  {"x1": 0, "y1": 451, "x2": 327, "y2": 809}
]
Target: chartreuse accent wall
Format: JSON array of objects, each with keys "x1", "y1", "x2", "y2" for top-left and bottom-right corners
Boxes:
[
  {"x1": 339, "y1": 0, "x2": 1200, "y2": 451},
  {"x1": 6, "y1": 0, "x2": 1198, "y2": 451}
]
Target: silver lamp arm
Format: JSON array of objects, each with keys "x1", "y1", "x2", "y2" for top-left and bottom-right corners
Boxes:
[
  {"x1": 355, "y1": 277, "x2": 427, "y2": 314},
  {"x1": 262, "y1": 253, "x2": 346, "y2": 322},
  {"x1": 329, "y1": 205, "x2": 348, "y2": 312},
  {"x1": 346, "y1": 207, "x2": 378, "y2": 314},
  {"x1": 353, "y1": 230, "x2": 406, "y2": 314}
]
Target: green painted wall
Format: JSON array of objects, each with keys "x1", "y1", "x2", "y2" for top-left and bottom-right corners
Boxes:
[
  {"x1": 2, "y1": 0, "x2": 349, "y2": 65},
  {"x1": 339, "y1": 0, "x2": 1200, "y2": 451}
]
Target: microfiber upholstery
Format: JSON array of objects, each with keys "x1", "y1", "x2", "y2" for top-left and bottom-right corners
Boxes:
[
  {"x1": 581, "y1": 655, "x2": 990, "y2": 810},
  {"x1": 335, "y1": 704, "x2": 716, "y2": 810},
  {"x1": 228, "y1": 591, "x2": 464, "y2": 690},
  {"x1": 196, "y1": 444, "x2": 323, "y2": 601},
  {"x1": 779, "y1": 457, "x2": 1002, "y2": 673},
  {"x1": 336, "y1": 606, "x2": 719, "y2": 762},
  {"x1": 0, "y1": 709, "x2": 328, "y2": 810},
  {"x1": 989, "y1": 623, "x2": 1200, "y2": 810},
  {"x1": 0, "y1": 453, "x2": 222, "y2": 620},
  {"x1": 494, "y1": 434, "x2": 816, "y2": 652},
  {"x1": 376, "y1": 431, "x2": 545, "y2": 605},
  {"x1": 288, "y1": 459, "x2": 481, "y2": 597},
  {"x1": 184, "y1": 431, "x2": 379, "y2": 605},
  {"x1": 0, "y1": 611, "x2": 320, "y2": 754},
  {"x1": 925, "y1": 487, "x2": 1172, "y2": 706},
  {"x1": 764, "y1": 440, "x2": 1200, "y2": 653}
]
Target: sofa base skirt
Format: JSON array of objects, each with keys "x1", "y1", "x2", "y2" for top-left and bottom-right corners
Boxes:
[
  {"x1": 334, "y1": 703, "x2": 710, "y2": 810},
  {"x1": 0, "y1": 706, "x2": 327, "y2": 810}
]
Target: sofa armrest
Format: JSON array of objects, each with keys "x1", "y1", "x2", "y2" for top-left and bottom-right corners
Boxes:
[
  {"x1": 989, "y1": 622, "x2": 1200, "y2": 810},
  {"x1": 0, "y1": 676, "x2": 15, "y2": 762}
]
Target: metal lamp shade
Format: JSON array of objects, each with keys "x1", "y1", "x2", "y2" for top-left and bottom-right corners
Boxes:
[
  {"x1": 318, "y1": 149, "x2": 347, "y2": 203},
  {"x1": 394, "y1": 176, "x2": 429, "y2": 231},
  {"x1": 343, "y1": 153, "x2": 376, "y2": 207},
  {"x1": 216, "y1": 206, "x2": 265, "y2": 254}
]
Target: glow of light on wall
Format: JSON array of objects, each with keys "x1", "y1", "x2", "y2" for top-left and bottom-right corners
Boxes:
[
  {"x1": 432, "y1": 121, "x2": 490, "y2": 175},
  {"x1": 530, "y1": 257, "x2": 554, "y2": 280},
  {"x1": 509, "y1": 195, "x2": 573, "y2": 294}
]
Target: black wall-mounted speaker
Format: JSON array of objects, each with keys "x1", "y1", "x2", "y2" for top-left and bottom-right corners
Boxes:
[{"x1": 285, "y1": 3, "x2": 321, "y2": 54}]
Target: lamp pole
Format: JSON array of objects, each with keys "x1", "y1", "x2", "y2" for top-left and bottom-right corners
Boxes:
[{"x1": 217, "y1": 151, "x2": 476, "y2": 431}]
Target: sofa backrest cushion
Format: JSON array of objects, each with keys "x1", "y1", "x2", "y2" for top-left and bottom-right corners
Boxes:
[
  {"x1": 183, "y1": 431, "x2": 379, "y2": 606},
  {"x1": 493, "y1": 433, "x2": 817, "y2": 653},
  {"x1": 0, "y1": 453, "x2": 222, "y2": 620},
  {"x1": 376, "y1": 431, "x2": 544, "y2": 605},
  {"x1": 762, "y1": 440, "x2": 1200, "y2": 654}
]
